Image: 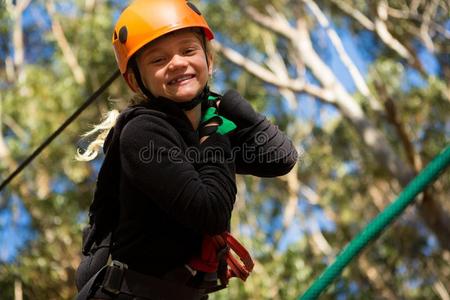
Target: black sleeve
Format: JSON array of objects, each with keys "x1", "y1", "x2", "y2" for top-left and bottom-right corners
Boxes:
[
  {"x1": 218, "y1": 89, "x2": 298, "y2": 177},
  {"x1": 119, "y1": 114, "x2": 236, "y2": 235}
]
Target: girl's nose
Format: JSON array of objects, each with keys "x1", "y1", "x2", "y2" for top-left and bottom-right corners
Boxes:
[{"x1": 168, "y1": 54, "x2": 188, "y2": 70}]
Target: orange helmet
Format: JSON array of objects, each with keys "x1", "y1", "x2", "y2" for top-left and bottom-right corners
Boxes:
[{"x1": 112, "y1": 0, "x2": 214, "y2": 74}]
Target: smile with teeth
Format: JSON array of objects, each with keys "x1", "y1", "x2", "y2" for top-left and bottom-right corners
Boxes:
[{"x1": 168, "y1": 74, "x2": 195, "y2": 85}]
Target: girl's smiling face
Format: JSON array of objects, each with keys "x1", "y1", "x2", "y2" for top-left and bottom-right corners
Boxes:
[{"x1": 135, "y1": 29, "x2": 212, "y2": 102}]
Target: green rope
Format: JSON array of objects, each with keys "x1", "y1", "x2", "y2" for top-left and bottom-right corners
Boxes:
[{"x1": 299, "y1": 145, "x2": 450, "y2": 300}]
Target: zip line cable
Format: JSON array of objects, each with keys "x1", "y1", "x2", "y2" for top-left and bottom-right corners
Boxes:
[
  {"x1": 0, "y1": 69, "x2": 121, "y2": 192},
  {"x1": 299, "y1": 145, "x2": 450, "y2": 300}
]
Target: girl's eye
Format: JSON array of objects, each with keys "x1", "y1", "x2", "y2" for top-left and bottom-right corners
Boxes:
[
  {"x1": 184, "y1": 48, "x2": 196, "y2": 55},
  {"x1": 150, "y1": 57, "x2": 164, "y2": 64}
]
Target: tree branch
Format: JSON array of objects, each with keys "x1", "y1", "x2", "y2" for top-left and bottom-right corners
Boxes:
[
  {"x1": 374, "y1": 80, "x2": 423, "y2": 171},
  {"x1": 84, "y1": 0, "x2": 97, "y2": 12},
  {"x1": 308, "y1": 218, "x2": 335, "y2": 256},
  {"x1": 418, "y1": 191, "x2": 450, "y2": 250},
  {"x1": 7, "y1": 0, "x2": 31, "y2": 82},
  {"x1": 433, "y1": 279, "x2": 450, "y2": 300},
  {"x1": 375, "y1": 1, "x2": 413, "y2": 62},
  {"x1": 304, "y1": 0, "x2": 383, "y2": 113},
  {"x1": 211, "y1": 40, "x2": 335, "y2": 103},
  {"x1": 410, "y1": 0, "x2": 423, "y2": 13},
  {"x1": 419, "y1": 0, "x2": 438, "y2": 53},
  {"x1": 358, "y1": 256, "x2": 398, "y2": 300},
  {"x1": 329, "y1": 0, "x2": 375, "y2": 30},
  {"x1": 280, "y1": 164, "x2": 300, "y2": 231},
  {"x1": 233, "y1": 0, "x2": 296, "y2": 39},
  {"x1": 331, "y1": 0, "x2": 415, "y2": 62},
  {"x1": 46, "y1": 1, "x2": 86, "y2": 85},
  {"x1": 218, "y1": 2, "x2": 450, "y2": 251},
  {"x1": 387, "y1": 4, "x2": 450, "y2": 40},
  {"x1": 427, "y1": 259, "x2": 450, "y2": 300},
  {"x1": 368, "y1": 181, "x2": 397, "y2": 211},
  {"x1": 262, "y1": 32, "x2": 298, "y2": 109},
  {"x1": 3, "y1": 114, "x2": 28, "y2": 142},
  {"x1": 0, "y1": 95, "x2": 9, "y2": 160},
  {"x1": 293, "y1": 13, "x2": 449, "y2": 248},
  {"x1": 14, "y1": 278, "x2": 23, "y2": 300},
  {"x1": 293, "y1": 16, "x2": 414, "y2": 184}
]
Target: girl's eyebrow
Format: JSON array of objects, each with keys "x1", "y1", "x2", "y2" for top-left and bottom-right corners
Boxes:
[
  {"x1": 145, "y1": 38, "x2": 201, "y2": 54},
  {"x1": 177, "y1": 38, "x2": 201, "y2": 46}
]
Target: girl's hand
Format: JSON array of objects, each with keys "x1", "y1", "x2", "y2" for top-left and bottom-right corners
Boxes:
[
  {"x1": 199, "y1": 121, "x2": 220, "y2": 144},
  {"x1": 199, "y1": 106, "x2": 236, "y2": 143},
  {"x1": 218, "y1": 90, "x2": 261, "y2": 129}
]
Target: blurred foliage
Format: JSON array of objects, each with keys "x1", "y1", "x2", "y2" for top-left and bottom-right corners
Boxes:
[{"x1": 0, "y1": 0, "x2": 449, "y2": 299}]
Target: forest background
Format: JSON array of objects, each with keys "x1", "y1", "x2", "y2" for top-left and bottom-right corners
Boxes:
[{"x1": 0, "y1": 0, "x2": 449, "y2": 299}]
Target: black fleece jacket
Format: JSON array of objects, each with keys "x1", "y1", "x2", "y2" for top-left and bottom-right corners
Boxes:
[{"x1": 109, "y1": 90, "x2": 298, "y2": 276}]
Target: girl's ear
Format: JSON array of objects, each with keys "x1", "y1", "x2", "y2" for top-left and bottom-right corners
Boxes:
[
  {"x1": 207, "y1": 53, "x2": 214, "y2": 76},
  {"x1": 125, "y1": 69, "x2": 140, "y2": 93}
]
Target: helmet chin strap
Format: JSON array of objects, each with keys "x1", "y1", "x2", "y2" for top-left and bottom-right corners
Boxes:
[
  {"x1": 130, "y1": 57, "x2": 209, "y2": 111},
  {"x1": 129, "y1": 58, "x2": 155, "y2": 100}
]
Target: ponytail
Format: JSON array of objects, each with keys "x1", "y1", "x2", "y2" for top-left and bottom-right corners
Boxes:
[
  {"x1": 76, "y1": 93, "x2": 150, "y2": 161},
  {"x1": 75, "y1": 109, "x2": 120, "y2": 161}
]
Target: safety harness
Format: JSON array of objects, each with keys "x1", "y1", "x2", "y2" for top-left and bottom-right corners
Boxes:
[
  {"x1": 75, "y1": 93, "x2": 253, "y2": 299},
  {"x1": 189, "y1": 232, "x2": 254, "y2": 288}
]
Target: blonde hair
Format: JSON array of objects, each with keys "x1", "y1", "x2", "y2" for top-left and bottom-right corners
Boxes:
[
  {"x1": 75, "y1": 95, "x2": 147, "y2": 161},
  {"x1": 76, "y1": 109, "x2": 119, "y2": 161}
]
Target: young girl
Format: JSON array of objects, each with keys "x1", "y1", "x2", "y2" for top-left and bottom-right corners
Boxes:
[{"x1": 75, "y1": 1, "x2": 297, "y2": 299}]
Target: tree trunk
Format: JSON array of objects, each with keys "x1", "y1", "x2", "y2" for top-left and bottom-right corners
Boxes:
[{"x1": 293, "y1": 17, "x2": 450, "y2": 251}]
